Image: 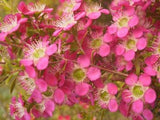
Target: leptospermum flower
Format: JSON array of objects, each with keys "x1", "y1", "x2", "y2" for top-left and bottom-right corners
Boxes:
[
  {"x1": 18, "y1": 2, "x2": 52, "y2": 15},
  {"x1": 61, "y1": 0, "x2": 82, "y2": 13},
  {"x1": 20, "y1": 40, "x2": 57, "y2": 70},
  {"x1": 122, "y1": 73, "x2": 157, "y2": 113},
  {"x1": 0, "y1": 14, "x2": 27, "y2": 41},
  {"x1": 84, "y1": 2, "x2": 109, "y2": 20},
  {"x1": 108, "y1": 12, "x2": 139, "y2": 38},
  {"x1": 98, "y1": 83, "x2": 118, "y2": 112},
  {"x1": 53, "y1": 14, "x2": 77, "y2": 36},
  {"x1": 90, "y1": 35, "x2": 110, "y2": 57},
  {"x1": 10, "y1": 96, "x2": 31, "y2": 120},
  {"x1": 32, "y1": 99, "x2": 55, "y2": 118},
  {"x1": 115, "y1": 35, "x2": 147, "y2": 61}
]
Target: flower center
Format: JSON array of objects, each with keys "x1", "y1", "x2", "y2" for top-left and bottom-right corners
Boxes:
[
  {"x1": 18, "y1": 76, "x2": 36, "y2": 95},
  {"x1": 85, "y1": 3, "x2": 101, "y2": 14},
  {"x1": 118, "y1": 17, "x2": 129, "y2": 27},
  {"x1": 132, "y1": 85, "x2": 144, "y2": 98},
  {"x1": 14, "y1": 102, "x2": 25, "y2": 118},
  {"x1": 126, "y1": 39, "x2": 136, "y2": 49},
  {"x1": 100, "y1": 90, "x2": 110, "y2": 102},
  {"x1": 28, "y1": 3, "x2": 46, "y2": 12},
  {"x1": 0, "y1": 16, "x2": 17, "y2": 32},
  {"x1": 91, "y1": 38, "x2": 102, "y2": 49},
  {"x1": 32, "y1": 48, "x2": 45, "y2": 60},
  {"x1": 72, "y1": 68, "x2": 86, "y2": 82}
]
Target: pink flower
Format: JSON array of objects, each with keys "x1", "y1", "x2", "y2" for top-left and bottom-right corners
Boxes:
[
  {"x1": 18, "y1": 2, "x2": 52, "y2": 15},
  {"x1": 108, "y1": 13, "x2": 139, "y2": 38},
  {"x1": 32, "y1": 99, "x2": 55, "y2": 118},
  {"x1": 98, "y1": 83, "x2": 118, "y2": 112},
  {"x1": 21, "y1": 40, "x2": 57, "y2": 70},
  {"x1": 53, "y1": 14, "x2": 77, "y2": 36},
  {"x1": 0, "y1": 14, "x2": 27, "y2": 41},
  {"x1": 10, "y1": 96, "x2": 31, "y2": 120},
  {"x1": 122, "y1": 73, "x2": 156, "y2": 113},
  {"x1": 84, "y1": 2, "x2": 109, "y2": 19}
]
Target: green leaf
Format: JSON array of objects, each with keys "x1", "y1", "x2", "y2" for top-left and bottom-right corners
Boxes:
[{"x1": 10, "y1": 77, "x2": 16, "y2": 93}]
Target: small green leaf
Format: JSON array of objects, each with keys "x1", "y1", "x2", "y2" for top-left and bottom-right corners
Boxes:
[{"x1": 10, "y1": 77, "x2": 16, "y2": 93}]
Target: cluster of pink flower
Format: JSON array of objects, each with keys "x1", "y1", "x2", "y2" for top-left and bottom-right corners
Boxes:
[{"x1": 0, "y1": 0, "x2": 159, "y2": 120}]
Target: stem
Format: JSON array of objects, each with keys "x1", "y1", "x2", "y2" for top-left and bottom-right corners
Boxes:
[
  {"x1": 0, "y1": 41, "x2": 23, "y2": 48},
  {"x1": 92, "y1": 64, "x2": 128, "y2": 77}
]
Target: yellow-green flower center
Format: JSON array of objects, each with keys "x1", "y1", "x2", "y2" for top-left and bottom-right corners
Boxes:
[
  {"x1": 32, "y1": 48, "x2": 45, "y2": 59},
  {"x1": 132, "y1": 85, "x2": 144, "y2": 98},
  {"x1": 72, "y1": 68, "x2": 86, "y2": 82},
  {"x1": 118, "y1": 17, "x2": 129, "y2": 27},
  {"x1": 100, "y1": 90, "x2": 110, "y2": 101},
  {"x1": 127, "y1": 39, "x2": 136, "y2": 49},
  {"x1": 91, "y1": 38, "x2": 102, "y2": 49}
]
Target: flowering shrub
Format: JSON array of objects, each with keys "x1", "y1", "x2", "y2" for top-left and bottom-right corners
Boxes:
[{"x1": 0, "y1": 0, "x2": 160, "y2": 120}]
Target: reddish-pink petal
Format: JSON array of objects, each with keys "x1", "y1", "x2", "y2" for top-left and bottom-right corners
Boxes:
[
  {"x1": 77, "y1": 55, "x2": 90, "y2": 68},
  {"x1": 36, "y1": 79, "x2": 47, "y2": 92},
  {"x1": 108, "y1": 24, "x2": 117, "y2": 34},
  {"x1": 129, "y1": 15, "x2": 139, "y2": 27},
  {"x1": 122, "y1": 89, "x2": 132, "y2": 103},
  {"x1": 115, "y1": 45, "x2": 125, "y2": 55},
  {"x1": 53, "y1": 88, "x2": 65, "y2": 104},
  {"x1": 98, "y1": 44, "x2": 110, "y2": 57},
  {"x1": 20, "y1": 59, "x2": 33, "y2": 66},
  {"x1": 137, "y1": 38, "x2": 147, "y2": 50},
  {"x1": 46, "y1": 44, "x2": 57, "y2": 56},
  {"x1": 132, "y1": 100, "x2": 143, "y2": 113},
  {"x1": 44, "y1": 100, "x2": 55, "y2": 117},
  {"x1": 144, "y1": 66, "x2": 156, "y2": 76},
  {"x1": 117, "y1": 27, "x2": 129, "y2": 38},
  {"x1": 125, "y1": 73, "x2": 138, "y2": 86},
  {"x1": 107, "y1": 83, "x2": 118, "y2": 95},
  {"x1": 100, "y1": 9, "x2": 110, "y2": 14},
  {"x1": 103, "y1": 33, "x2": 113, "y2": 43},
  {"x1": 87, "y1": 67, "x2": 101, "y2": 81},
  {"x1": 75, "y1": 83, "x2": 89, "y2": 96},
  {"x1": 145, "y1": 55, "x2": 158, "y2": 66},
  {"x1": 37, "y1": 57, "x2": 49, "y2": 70},
  {"x1": 52, "y1": 29, "x2": 62, "y2": 36},
  {"x1": 0, "y1": 32, "x2": 7, "y2": 41},
  {"x1": 143, "y1": 109, "x2": 153, "y2": 120},
  {"x1": 144, "y1": 88, "x2": 156, "y2": 103},
  {"x1": 87, "y1": 12, "x2": 101, "y2": 19},
  {"x1": 139, "y1": 73, "x2": 151, "y2": 86},
  {"x1": 108, "y1": 99, "x2": 118, "y2": 112},
  {"x1": 25, "y1": 66, "x2": 36, "y2": 78},
  {"x1": 124, "y1": 50, "x2": 135, "y2": 61}
]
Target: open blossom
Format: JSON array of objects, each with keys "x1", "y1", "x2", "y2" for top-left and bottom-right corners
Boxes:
[
  {"x1": 32, "y1": 99, "x2": 55, "y2": 118},
  {"x1": 18, "y1": 2, "x2": 52, "y2": 15},
  {"x1": 53, "y1": 14, "x2": 77, "y2": 36},
  {"x1": 97, "y1": 83, "x2": 118, "y2": 112},
  {"x1": 20, "y1": 40, "x2": 57, "y2": 70},
  {"x1": 115, "y1": 34, "x2": 147, "y2": 61},
  {"x1": 108, "y1": 12, "x2": 139, "y2": 38},
  {"x1": 122, "y1": 73, "x2": 156, "y2": 113},
  {"x1": 61, "y1": 0, "x2": 82, "y2": 13},
  {"x1": 10, "y1": 96, "x2": 31, "y2": 120},
  {"x1": 84, "y1": 2, "x2": 109, "y2": 19},
  {"x1": 0, "y1": 14, "x2": 27, "y2": 41}
]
